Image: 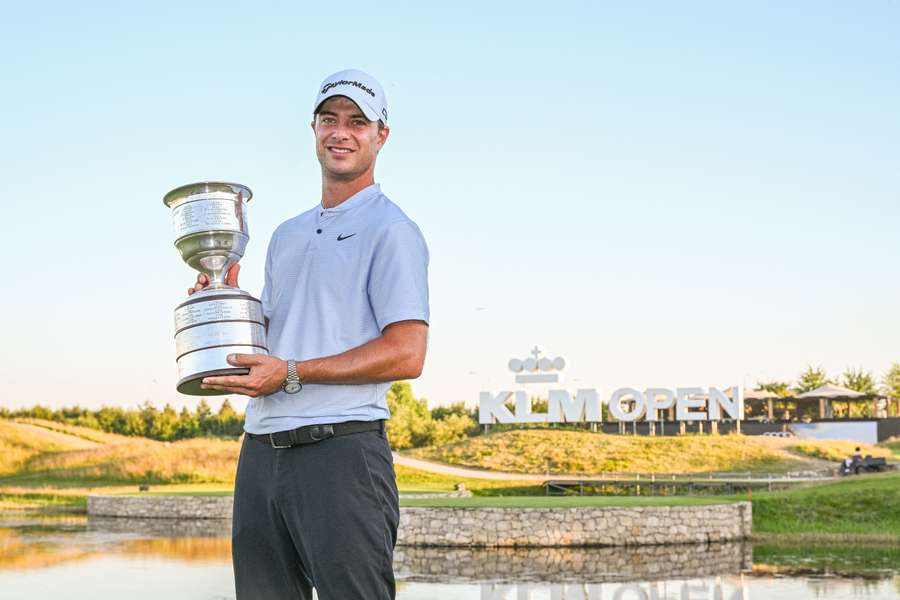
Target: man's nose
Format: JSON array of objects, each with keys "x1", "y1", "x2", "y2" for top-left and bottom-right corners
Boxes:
[{"x1": 328, "y1": 125, "x2": 351, "y2": 141}]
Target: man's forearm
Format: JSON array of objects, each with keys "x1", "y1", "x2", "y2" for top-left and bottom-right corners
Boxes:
[
  {"x1": 200, "y1": 320, "x2": 427, "y2": 396},
  {"x1": 297, "y1": 320, "x2": 427, "y2": 385}
]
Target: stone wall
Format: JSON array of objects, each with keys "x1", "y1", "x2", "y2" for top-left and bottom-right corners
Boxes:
[
  {"x1": 87, "y1": 496, "x2": 751, "y2": 548},
  {"x1": 397, "y1": 504, "x2": 752, "y2": 547},
  {"x1": 89, "y1": 495, "x2": 233, "y2": 520}
]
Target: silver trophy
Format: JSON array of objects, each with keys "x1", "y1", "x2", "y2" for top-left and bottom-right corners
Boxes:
[{"x1": 163, "y1": 182, "x2": 268, "y2": 395}]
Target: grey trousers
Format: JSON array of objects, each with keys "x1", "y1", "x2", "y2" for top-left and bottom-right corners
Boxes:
[{"x1": 232, "y1": 426, "x2": 399, "y2": 600}]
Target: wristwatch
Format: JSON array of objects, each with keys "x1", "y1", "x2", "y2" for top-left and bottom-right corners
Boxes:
[{"x1": 282, "y1": 359, "x2": 303, "y2": 394}]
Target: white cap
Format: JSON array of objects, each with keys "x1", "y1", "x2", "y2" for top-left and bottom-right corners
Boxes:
[{"x1": 313, "y1": 69, "x2": 388, "y2": 123}]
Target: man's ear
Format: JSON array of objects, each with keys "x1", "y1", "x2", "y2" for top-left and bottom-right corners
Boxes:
[
  {"x1": 377, "y1": 125, "x2": 390, "y2": 150},
  {"x1": 310, "y1": 119, "x2": 316, "y2": 132}
]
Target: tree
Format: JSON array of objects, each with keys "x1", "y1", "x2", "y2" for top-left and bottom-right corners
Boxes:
[
  {"x1": 794, "y1": 366, "x2": 831, "y2": 394},
  {"x1": 842, "y1": 368, "x2": 876, "y2": 395},
  {"x1": 431, "y1": 413, "x2": 477, "y2": 445},
  {"x1": 195, "y1": 399, "x2": 213, "y2": 435},
  {"x1": 121, "y1": 410, "x2": 146, "y2": 437},
  {"x1": 883, "y1": 363, "x2": 900, "y2": 399},
  {"x1": 385, "y1": 382, "x2": 433, "y2": 450},
  {"x1": 149, "y1": 404, "x2": 179, "y2": 441},
  {"x1": 431, "y1": 402, "x2": 476, "y2": 422},
  {"x1": 138, "y1": 401, "x2": 159, "y2": 437},
  {"x1": 214, "y1": 399, "x2": 243, "y2": 437},
  {"x1": 756, "y1": 381, "x2": 792, "y2": 398},
  {"x1": 176, "y1": 406, "x2": 200, "y2": 439},
  {"x1": 96, "y1": 406, "x2": 125, "y2": 434}
]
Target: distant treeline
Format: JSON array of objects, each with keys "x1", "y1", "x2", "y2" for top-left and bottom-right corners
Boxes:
[
  {"x1": 0, "y1": 382, "x2": 480, "y2": 448},
  {"x1": 0, "y1": 399, "x2": 244, "y2": 441}
]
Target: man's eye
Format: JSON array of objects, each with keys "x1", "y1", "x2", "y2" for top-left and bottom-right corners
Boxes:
[
  {"x1": 322, "y1": 118, "x2": 335, "y2": 124},
  {"x1": 351, "y1": 120, "x2": 366, "y2": 127}
]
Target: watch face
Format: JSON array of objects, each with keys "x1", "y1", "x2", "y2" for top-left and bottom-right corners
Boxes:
[{"x1": 283, "y1": 381, "x2": 302, "y2": 394}]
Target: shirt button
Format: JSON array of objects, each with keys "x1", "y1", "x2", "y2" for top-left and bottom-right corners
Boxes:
[{"x1": 316, "y1": 228, "x2": 322, "y2": 234}]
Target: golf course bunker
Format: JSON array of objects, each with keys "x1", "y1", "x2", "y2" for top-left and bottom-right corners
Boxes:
[{"x1": 88, "y1": 496, "x2": 751, "y2": 547}]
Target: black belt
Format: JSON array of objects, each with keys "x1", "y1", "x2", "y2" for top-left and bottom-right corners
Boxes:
[{"x1": 245, "y1": 420, "x2": 384, "y2": 449}]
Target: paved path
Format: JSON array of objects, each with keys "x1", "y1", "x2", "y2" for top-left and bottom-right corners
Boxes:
[
  {"x1": 4, "y1": 421, "x2": 100, "y2": 450},
  {"x1": 392, "y1": 453, "x2": 558, "y2": 481},
  {"x1": 392, "y1": 453, "x2": 836, "y2": 483}
]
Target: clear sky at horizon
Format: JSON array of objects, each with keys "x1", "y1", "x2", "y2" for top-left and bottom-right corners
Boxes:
[{"x1": 1, "y1": 1, "x2": 898, "y2": 412}]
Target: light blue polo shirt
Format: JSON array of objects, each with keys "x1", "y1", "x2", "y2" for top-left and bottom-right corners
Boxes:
[{"x1": 244, "y1": 183, "x2": 430, "y2": 434}]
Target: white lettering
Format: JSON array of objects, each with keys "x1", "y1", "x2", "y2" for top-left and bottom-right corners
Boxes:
[
  {"x1": 708, "y1": 386, "x2": 744, "y2": 420},
  {"x1": 479, "y1": 391, "x2": 514, "y2": 424},
  {"x1": 609, "y1": 388, "x2": 646, "y2": 422},
  {"x1": 548, "y1": 389, "x2": 601, "y2": 422},
  {"x1": 675, "y1": 387, "x2": 706, "y2": 421},
  {"x1": 478, "y1": 386, "x2": 744, "y2": 424},
  {"x1": 644, "y1": 388, "x2": 675, "y2": 421},
  {"x1": 514, "y1": 391, "x2": 548, "y2": 423}
]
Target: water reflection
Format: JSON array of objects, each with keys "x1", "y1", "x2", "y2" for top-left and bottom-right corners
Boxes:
[
  {"x1": 87, "y1": 516, "x2": 230, "y2": 538},
  {"x1": 395, "y1": 544, "x2": 751, "y2": 583},
  {"x1": 476, "y1": 580, "x2": 749, "y2": 599},
  {"x1": 0, "y1": 514, "x2": 897, "y2": 600}
]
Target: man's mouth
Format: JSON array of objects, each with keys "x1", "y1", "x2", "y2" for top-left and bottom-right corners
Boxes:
[{"x1": 327, "y1": 146, "x2": 353, "y2": 154}]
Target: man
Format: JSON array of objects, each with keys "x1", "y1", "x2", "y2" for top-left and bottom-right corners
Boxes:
[{"x1": 192, "y1": 69, "x2": 429, "y2": 600}]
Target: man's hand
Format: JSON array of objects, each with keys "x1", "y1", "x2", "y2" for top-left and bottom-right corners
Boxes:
[
  {"x1": 201, "y1": 353, "x2": 287, "y2": 397},
  {"x1": 188, "y1": 263, "x2": 240, "y2": 295}
]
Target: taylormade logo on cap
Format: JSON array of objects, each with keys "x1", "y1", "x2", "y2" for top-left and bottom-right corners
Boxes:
[
  {"x1": 321, "y1": 80, "x2": 376, "y2": 98},
  {"x1": 314, "y1": 69, "x2": 388, "y2": 123}
]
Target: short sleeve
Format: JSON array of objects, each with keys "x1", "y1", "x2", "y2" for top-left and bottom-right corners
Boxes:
[
  {"x1": 259, "y1": 231, "x2": 277, "y2": 321},
  {"x1": 367, "y1": 220, "x2": 430, "y2": 332}
]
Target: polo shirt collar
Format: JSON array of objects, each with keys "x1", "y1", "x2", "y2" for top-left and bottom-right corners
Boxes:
[{"x1": 320, "y1": 183, "x2": 381, "y2": 213}]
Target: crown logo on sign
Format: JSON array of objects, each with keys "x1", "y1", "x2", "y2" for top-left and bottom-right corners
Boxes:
[{"x1": 508, "y1": 346, "x2": 566, "y2": 384}]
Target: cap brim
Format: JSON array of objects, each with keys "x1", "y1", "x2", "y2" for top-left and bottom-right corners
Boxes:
[{"x1": 314, "y1": 91, "x2": 382, "y2": 122}]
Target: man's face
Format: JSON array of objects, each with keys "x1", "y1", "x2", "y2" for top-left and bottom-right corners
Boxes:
[{"x1": 312, "y1": 96, "x2": 389, "y2": 182}]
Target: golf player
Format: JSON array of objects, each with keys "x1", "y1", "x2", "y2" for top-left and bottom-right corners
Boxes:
[{"x1": 192, "y1": 68, "x2": 429, "y2": 599}]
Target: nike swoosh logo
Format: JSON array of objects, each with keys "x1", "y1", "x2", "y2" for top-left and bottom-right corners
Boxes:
[{"x1": 336, "y1": 233, "x2": 356, "y2": 241}]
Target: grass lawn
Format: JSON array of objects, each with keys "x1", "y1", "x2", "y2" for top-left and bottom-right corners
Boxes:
[
  {"x1": 0, "y1": 491, "x2": 87, "y2": 511},
  {"x1": 748, "y1": 471, "x2": 900, "y2": 538},
  {"x1": 400, "y1": 495, "x2": 735, "y2": 508}
]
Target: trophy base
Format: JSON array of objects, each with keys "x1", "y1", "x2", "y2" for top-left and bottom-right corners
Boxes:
[
  {"x1": 175, "y1": 344, "x2": 269, "y2": 396},
  {"x1": 177, "y1": 367, "x2": 251, "y2": 396},
  {"x1": 173, "y1": 287, "x2": 268, "y2": 397}
]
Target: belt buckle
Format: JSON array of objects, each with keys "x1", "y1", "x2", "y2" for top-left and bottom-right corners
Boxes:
[
  {"x1": 309, "y1": 424, "x2": 334, "y2": 442},
  {"x1": 269, "y1": 433, "x2": 292, "y2": 449}
]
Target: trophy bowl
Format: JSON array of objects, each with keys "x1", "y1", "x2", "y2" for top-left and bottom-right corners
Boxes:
[{"x1": 164, "y1": 182, "x2": 269, "y2": 396}]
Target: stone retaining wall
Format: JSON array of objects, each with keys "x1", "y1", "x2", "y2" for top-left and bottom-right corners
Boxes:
[
  {"x1": 89, "y1": 495, "x2": 233, "y2": 520},
  {"x1": 395, "y1": 543, "x2": 752, "y2": 583},
  {"x1": 398, "y1": 504, "x2": 751, "y2": 547},
  {"x1": 87, "y1": 496, "x2": 751, "y2": 547}
]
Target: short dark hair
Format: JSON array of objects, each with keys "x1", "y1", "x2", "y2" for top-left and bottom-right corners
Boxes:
[
  {"x1": 314, "y1": 95, "x2": 385, "y2": 132},
  {"x1": 312, "y1": 105, "x2": 385, "y2": 133}
]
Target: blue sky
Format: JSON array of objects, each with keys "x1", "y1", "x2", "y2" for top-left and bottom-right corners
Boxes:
[{"x1": 1, "y1": 1, "x2": 898, "y2": 411}]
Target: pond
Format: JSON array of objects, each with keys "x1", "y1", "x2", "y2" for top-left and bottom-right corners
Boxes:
[{"x1": 1, "y1": 513, "x2": 898, "y2": 599}]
